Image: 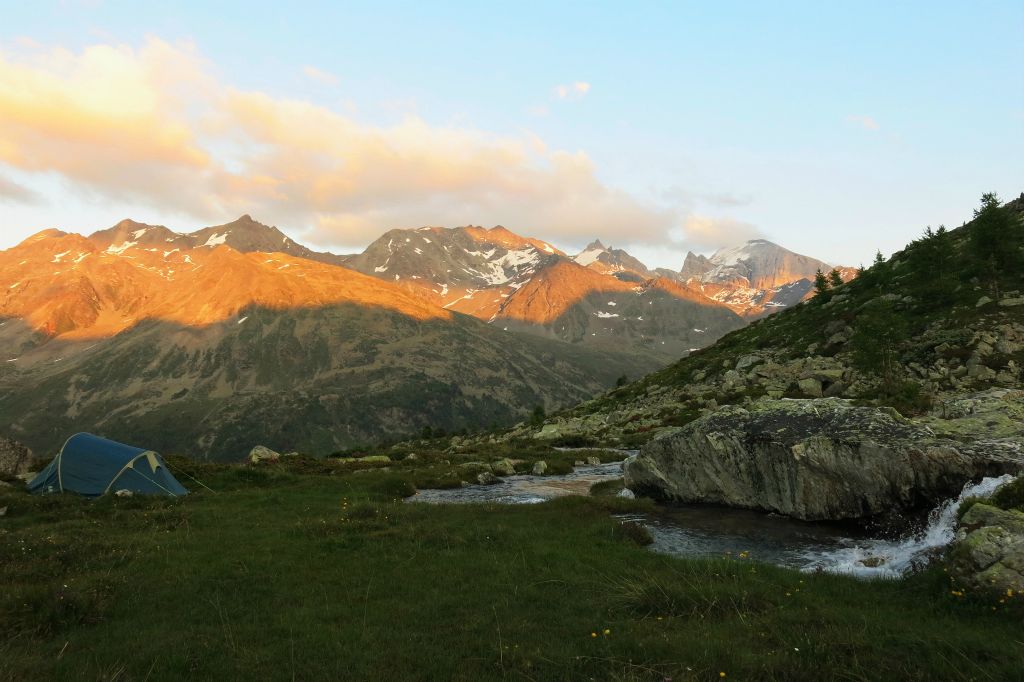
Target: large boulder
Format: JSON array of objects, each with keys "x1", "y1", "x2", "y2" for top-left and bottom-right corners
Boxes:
[
  {"x1": 951, "y1": 503, "x2": 1024, "y2": 593},
  {"x1": 0, "y1": 438, "x2": 33, "y2": 477},
  {"x1": 249, "y1": 445, "x2": 281, "y2": 464},
  {"x1": 624, "y1": 398, "x2": 1024, "y2": 521}
]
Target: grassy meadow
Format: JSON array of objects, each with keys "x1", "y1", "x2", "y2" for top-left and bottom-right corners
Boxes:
[{"x1": 2, "y1": 456, "x2": 1022, "y2": 681}]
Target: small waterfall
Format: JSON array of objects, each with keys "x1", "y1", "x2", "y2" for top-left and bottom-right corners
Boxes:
[{"x1": 800, "y1": 474, "x2": 1016, "y2": 578}]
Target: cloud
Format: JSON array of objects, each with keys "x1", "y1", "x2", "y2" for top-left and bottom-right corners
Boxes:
[
  {"x1": 662, "y1": 185, "x2": 753, "y2": 209},
  {"x1": 554, "y1": 81, "x2": 590, "y2": 100},
  {"x1": 0, "y1": 172, "x2": 38, "y2": 203},
  {"x1": 0, "y1": 38, "x2": 741, "y2": 251},
  {"x1": 845, "y1": 114, "x2": 880, "y2": 131},
  {"x1": 681, "y1": 215, "x2": 761, "y2": 250},
  {"x1": 302, "y1": 65, "x2": 339, "y2": 87}
]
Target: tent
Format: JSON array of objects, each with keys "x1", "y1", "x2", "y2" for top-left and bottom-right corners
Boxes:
[{"x1": 28, "y1": 433, "x2": 188, "y2": 497}]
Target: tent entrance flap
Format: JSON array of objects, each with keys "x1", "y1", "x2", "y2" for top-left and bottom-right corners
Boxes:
[{"x1": 28, "y1": 433, "x2": 188, "y2": 497}]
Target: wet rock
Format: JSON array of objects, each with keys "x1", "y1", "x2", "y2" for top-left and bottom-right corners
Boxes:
[
  {"x1": 249, "y1": 445, "x2": 280, "y2": 464},
  {"x1": 532, "y1": 460, "x2": 548, "y2": 476},
  {"x1": 624, "y1": 398, "x2": 1024, "y2": 521},
  {"x1": 586, "y1": 456, "x2": 602, "y2": 466},
  {"x1": 951, "y1": 503, "x2": 1024, "y2": 592},
  {"x1": 0, "y1": 438, "x2": 32, "y2": 477}
]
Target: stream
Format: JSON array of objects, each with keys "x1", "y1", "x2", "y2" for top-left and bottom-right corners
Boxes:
[{"x1": 408, "y1": 454, "x2": 1015, "y2": 577}]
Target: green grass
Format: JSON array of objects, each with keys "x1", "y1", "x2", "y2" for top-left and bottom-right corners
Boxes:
[{"x1": 2, "y1": 464, "x2": 1023, "y2": 681}]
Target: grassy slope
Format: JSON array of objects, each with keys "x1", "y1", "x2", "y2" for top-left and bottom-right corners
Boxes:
[{"x1": 2, "y1": 460, "x2": 1022, "y2": 682}]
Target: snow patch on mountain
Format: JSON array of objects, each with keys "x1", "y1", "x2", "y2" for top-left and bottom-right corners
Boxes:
[{"x1": 202, "y1": 232, "x2": 228, "y2": 248}]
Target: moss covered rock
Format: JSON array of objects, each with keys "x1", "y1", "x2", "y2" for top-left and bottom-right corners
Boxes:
[{"x1": 951, "y1": 503, "x2": 1024, "y2": 592}]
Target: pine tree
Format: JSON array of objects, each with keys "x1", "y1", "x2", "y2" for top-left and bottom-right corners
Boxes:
[
  {"x1": 828, "y1": 268, "x2": 843, "y2": 288},
  {"x1": 970, "y1": 192, "x2": 1022, "y2": 295},
  {"x1": 813, "y1": 269, "x2": 831, "y2": 300},
  {"x1": 850, "y1": 300, "x2": 909, "y2": 388}
]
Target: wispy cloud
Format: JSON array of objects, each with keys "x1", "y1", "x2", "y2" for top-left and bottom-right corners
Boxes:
[
  {"x1": 0, "y1": 173, "x2": 38, "y2": 204},
  {"x1": 681, "y1": 215, "x2": 761, "y2": 249},
  {"x1": 846, "y1": 114, "x2": 880, "y2": 131},
  {"x1": 302, "y1": 65, "x2": 339, "y2": 87},
  {"x1": 554, "y1": 81, "x2": 590, "y2": 100}
]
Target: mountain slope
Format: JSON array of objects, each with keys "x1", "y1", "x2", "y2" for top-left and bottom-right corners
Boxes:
[{"x1": 0, "y1": 227, "x2": 659, "y2": 459}]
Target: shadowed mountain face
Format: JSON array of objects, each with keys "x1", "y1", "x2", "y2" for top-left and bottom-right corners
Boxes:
[{"x1": 0, "y1": 303, "x2": 657, "y2": 460}]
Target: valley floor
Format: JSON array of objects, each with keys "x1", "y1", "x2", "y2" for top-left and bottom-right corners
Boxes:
[{"x1": 2, "y1": 460, "x2": 1022, "y2": 681}]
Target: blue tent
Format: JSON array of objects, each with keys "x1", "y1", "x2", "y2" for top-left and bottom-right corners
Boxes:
[{"x1": 28, "y1": 433, "x2": 188, "y2": 497}]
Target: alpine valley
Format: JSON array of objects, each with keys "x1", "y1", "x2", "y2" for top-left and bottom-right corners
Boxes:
[{"x1": 0, "y1": 215, "x2": 846, "y2": 459}]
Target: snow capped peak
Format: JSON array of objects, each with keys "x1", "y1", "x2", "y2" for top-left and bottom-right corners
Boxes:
[{"x1": 573, "y1": 241, "x2": 607, "y2": 266}]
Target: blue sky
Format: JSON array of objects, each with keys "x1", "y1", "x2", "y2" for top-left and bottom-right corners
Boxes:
[{"x1": 0, "y1": 0, "x2": 1021, "y2": 268}]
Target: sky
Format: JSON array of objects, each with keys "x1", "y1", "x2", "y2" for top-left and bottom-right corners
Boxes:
[{"x1": 0, "y1": 1, "x2": 1021, "y2": 269}]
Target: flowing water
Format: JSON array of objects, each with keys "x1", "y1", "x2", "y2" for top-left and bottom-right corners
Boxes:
[{"x1": 408, "y1": 455, "x2": 1016, "y2": 578}]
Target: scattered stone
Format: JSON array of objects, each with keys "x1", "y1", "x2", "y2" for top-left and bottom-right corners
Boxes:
[
  {"x1": 797, "y1": 377, "x2": 823, "y2": 397},
  {"x1": 249, "y1": 445, "x2": 281, "y2": 464},
  {"x1": 0, "y1": 438, "x2": 32, "y2": 477},
  {"x1": 476, "y1": 471, "x2": 499, "y2": 486},
  {"x1": 976, "y1": 295, "x2": 993, "y2": 308},
  {"x1": 490, "y1": 458, "x2": 515, "y2": 477},
  {"x1": 735, "y1": 354, "x2": 763, "y2": 371},
  {"x1": 586, "y1": 456, "x2": 601, "y2": 466},
  {"x1": 114, "y1": 489, "x2": 134, "y2": 498},
  {"x1": 532, "y1": 460, "x2": 548, "y2": 476},
  {"x1": 999, "y1": 297, "x2": 1024, "y2": 307},
  {"x1": 405, "y1": 453, "x2": 419, "y2": 462}
]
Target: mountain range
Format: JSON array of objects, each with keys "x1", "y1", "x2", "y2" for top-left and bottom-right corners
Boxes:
[{"x1": 0, "y1": 215, "x2": 849, "y2": 458}]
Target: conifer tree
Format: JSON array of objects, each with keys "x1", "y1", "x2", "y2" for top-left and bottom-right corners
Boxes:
[
  {"x1": 813, "y1": 268, "x2": 831, "y2": 300},
  {"x1": 828, "y1": 268, "x2": 843, "y2": 288},
  {"x1": 970, "y1": 193, "x2": 1022, "y2": 295}
]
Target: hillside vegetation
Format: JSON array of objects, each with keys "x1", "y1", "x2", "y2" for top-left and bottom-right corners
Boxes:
[{"x1": 483, "y1": 193, "x2": 1024, "y2": 448}]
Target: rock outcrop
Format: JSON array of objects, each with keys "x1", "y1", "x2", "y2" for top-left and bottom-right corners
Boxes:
[
  {"x1": 0, "y1": 438, "x2": 33, "y2": 477},
  {"x1": 951, "y1": 503, "x2": 1024, "y2": 592},
  {"x1": 249, "y1": 445, "x2": 281, "y2": 464},
  {"x1": 624, "y1": 398, "x2": 1024, "y2": 521}
]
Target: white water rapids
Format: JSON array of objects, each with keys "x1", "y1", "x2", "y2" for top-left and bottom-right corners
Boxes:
[{"x1": 798, "y1": 474, "x2": 1016, "y2": 578}]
